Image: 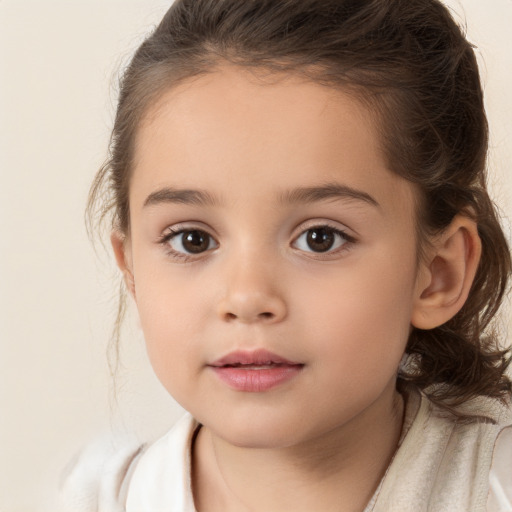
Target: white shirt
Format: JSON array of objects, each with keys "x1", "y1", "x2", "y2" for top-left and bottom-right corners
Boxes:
[{"x1": 58, "y1": 386, "x2": 512, "y2": 512}]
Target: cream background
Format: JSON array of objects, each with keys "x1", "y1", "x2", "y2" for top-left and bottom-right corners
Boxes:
[{"x1": 0, "y1": 1, "x2": 510, "y2": 511}]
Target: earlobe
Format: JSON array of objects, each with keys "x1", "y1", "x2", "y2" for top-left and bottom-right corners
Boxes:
[
  {"x1": 411, "y1": 215, "x2": 481, "y2": 330},
  {"x1": 110, "y1": 230, "x2": 136, "y2": 299}
]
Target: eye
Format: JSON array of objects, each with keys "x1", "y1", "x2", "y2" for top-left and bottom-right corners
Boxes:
[
  {"x1": 164, "y1": 228, "x2": 218, "y2": 255},
  {"x1": 293, "y1": 226, "x2": 351, "y2": 253}
]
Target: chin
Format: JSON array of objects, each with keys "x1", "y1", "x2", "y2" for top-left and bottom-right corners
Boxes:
[
  {"x1": 223, "y1": 428, "x2": 295, "y2": 449},
  {"x1": 216, "y1": 411, "x2": 322, "y2": 450}
]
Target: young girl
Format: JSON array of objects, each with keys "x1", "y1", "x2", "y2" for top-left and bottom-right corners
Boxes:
[{"x1": 60, "y1": 0, "x2": 512, "y2": 510}]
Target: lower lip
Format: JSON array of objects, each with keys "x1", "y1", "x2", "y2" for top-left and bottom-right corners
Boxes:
[{"x1": 210, "y1": 365, "x2": 303, "y2": 392}]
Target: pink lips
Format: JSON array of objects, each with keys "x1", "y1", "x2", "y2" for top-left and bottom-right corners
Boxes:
[{"x1": 209, "y1": 349, "x2": 304, "y2": 392}]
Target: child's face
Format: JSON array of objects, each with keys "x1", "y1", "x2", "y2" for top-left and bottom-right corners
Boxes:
[{"x1": 121, "y1": 65, "x2": 426, "y2": 448}]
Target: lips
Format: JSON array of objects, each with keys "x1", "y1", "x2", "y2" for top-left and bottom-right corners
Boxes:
[
  {"x1": 211, "y1": 348, "x2": 300, "y2": 367},
  {"x1": 209, "y1": 349, "x2": 304, "y2": 392}
]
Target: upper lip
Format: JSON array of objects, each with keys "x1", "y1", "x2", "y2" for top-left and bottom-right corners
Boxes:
[{"x1": 210, "y1": 349, "x2": 302, "y2": 367}]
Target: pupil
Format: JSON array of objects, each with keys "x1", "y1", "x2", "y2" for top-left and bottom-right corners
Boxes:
[
  {"x1": 183, "y1": 230, "x2": 209, "y2": 253},
  {"x1": 307, "y1": 228, "x2": 335, "y2": 252}
]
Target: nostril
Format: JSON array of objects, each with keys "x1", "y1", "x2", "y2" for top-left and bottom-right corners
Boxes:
[
  {"x1": 218, "y1": 296, "x2": 286, "y2": 324},
  {"x1": 223, "y1": 311, "x2": 276, "y2": 322}
]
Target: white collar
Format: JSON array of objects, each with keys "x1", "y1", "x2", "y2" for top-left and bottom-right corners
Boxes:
[{"x1": 126, "y1": 413, "x2": 199, "y2": 512}]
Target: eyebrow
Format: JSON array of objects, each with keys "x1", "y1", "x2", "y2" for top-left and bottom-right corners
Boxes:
[
  {"x1": 143, "y1": 182, "x2": 379, "y2": 209},
  {"x1": 143, "y1": 188, "x2": 219, "y2": 208},
  {"x1": 278, "y1": 182, "x2": 380, "y2": 208}
]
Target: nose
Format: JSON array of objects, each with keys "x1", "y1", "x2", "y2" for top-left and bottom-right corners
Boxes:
[{"x1": 216, "y1": 257, "x2": 287, "y2": 324}]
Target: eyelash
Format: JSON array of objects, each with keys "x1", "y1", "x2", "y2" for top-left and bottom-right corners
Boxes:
[
  {"x1": 157, "y1": 223, "x2": 356, "y2": 262},
  {"x1": 157, "y1": 227, "x2": 216, "y2": 262},
  {"x1": 292, "y1": 224, "x2": 356, "y2": 259}
]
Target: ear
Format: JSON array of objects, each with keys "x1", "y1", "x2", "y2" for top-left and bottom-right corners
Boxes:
[
  {"x1": 111, "y1": 230, "x2": 136, "y2": 299},
  {"x1": 411, "y1": 215, "x2": 481, "y2": 330}
]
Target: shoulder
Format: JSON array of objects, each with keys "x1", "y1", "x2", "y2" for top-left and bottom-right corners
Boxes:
[
  {"x1": 56, "y1": 413, "x2": 198, "y2": 512},
  {"x1": 424, "y1": 391, "x2": 512, "y2": 511},
  {"x1": 488, "y1": 424, "x2": 512, "y2": 511},
  {"x1": 57, "y1": 433, "x2": 145, "y2": 512},
  {"x1": 373, "y1": 385, "x2": 512, "y2": 511}
]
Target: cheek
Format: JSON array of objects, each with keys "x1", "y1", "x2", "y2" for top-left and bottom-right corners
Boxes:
[
  {"x1": 299, "y1": 251, "x2": 416, "y2": 374},
  {"x1": 135, "y1": 256, "x2": 210, "y2": 333},
  {"x1": 133, "y1": 271, "x2": 210, "y2": 391}
]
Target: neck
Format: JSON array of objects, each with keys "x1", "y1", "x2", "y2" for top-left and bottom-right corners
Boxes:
[{"x1": 192, "y1": 384, "x2": 405, "y2": 512}]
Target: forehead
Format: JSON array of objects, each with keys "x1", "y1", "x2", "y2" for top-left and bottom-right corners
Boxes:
[{"x1": 131, "y1": 64, "x2": 415, "y2": 215}]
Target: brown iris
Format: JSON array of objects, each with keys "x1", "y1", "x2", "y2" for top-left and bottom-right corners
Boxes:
[
  {"x1": 306, "y1": 227, "x2": 336, "y2": 252},
  {"x1": 181, "y1": 230, "x2": 211, "y2": 253}
]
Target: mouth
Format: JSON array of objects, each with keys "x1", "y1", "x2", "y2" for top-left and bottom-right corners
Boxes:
[
  {"x1": 209, "y1": 349, "x2": 304, "y2": 392},
  {"x1": 210, "y1": 348, "x2": 302, "y2": 367},
  {"x1": 217, "y1": 362, "x2": 292, "y2": 369}
]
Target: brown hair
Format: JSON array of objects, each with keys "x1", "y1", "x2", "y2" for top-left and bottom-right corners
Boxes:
[{"x1": 88, "y1": 0, "x2": 511, "y2": 405}]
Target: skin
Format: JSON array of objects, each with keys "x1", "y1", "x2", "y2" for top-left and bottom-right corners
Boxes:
[{"x1": 112, "y1": 64, "x2": 481, "y2": 512}]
